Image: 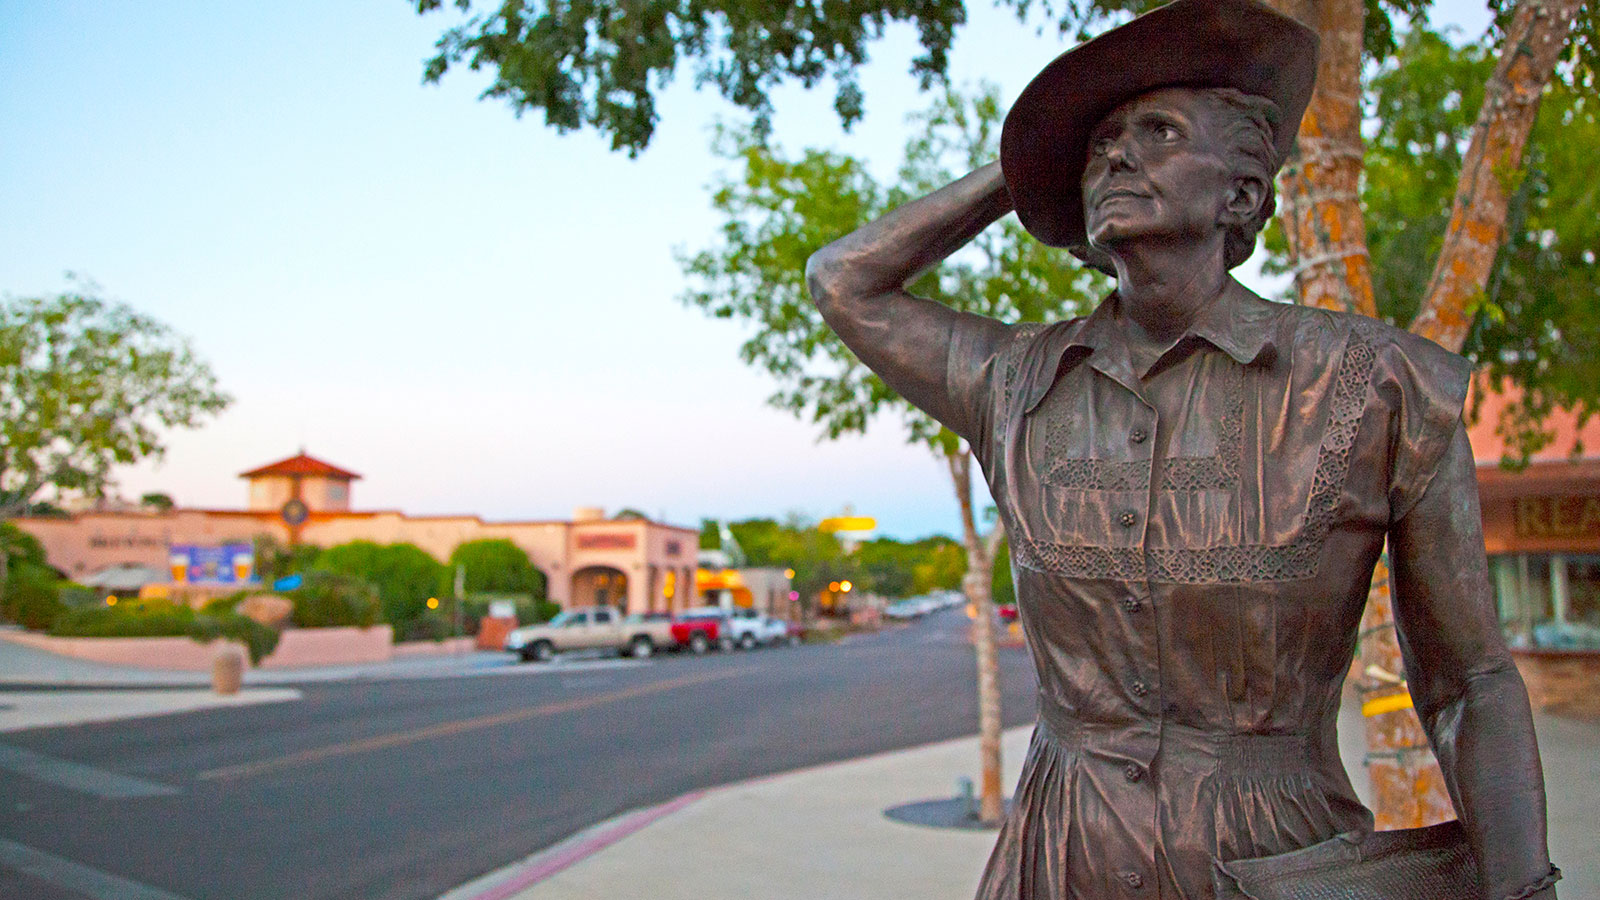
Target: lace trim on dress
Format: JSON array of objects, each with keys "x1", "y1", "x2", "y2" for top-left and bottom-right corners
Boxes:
[
  {"x1": 1035, "y1": 343, "x2": 1246, "y2": 493},
  {"x1": 1008, "y1": 320, "x2": 1381, "y2": 584}
]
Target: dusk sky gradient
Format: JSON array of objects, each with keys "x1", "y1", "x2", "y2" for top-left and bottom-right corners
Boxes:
[{"x1": 0, "y1": 1, "x2": 1491, "y2": 539}]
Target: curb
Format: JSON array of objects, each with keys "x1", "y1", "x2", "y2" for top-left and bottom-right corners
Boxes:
[
  {"x1": 438, "y1": 791, "x2": 707, "y2": 900},
  {"x1": 436, "y1": 724, "x2": 1039, "y2": 900}
]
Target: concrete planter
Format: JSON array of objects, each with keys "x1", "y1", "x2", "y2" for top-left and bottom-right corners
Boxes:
[{"x1": 0, "y1": 626, "x2": 396, "y2": 671}]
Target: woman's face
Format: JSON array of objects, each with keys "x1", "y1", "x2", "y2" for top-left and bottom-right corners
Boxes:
[{"x1": 1081, "y1": 87, "x2": 1237, "y2": 255}]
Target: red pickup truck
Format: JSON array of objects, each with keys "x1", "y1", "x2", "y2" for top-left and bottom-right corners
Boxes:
[{"x1": 670, "y1": 607, "x2": 734, "y2": 654}]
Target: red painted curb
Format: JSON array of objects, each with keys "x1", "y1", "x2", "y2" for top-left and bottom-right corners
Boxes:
[{"x1": 463, "y1": 791, "x2": 707, "y2": 900}]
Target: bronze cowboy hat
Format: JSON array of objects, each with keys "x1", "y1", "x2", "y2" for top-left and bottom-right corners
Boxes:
[{"x1": 1000, "y1": 0, "x2": 1319, "y2": 262}]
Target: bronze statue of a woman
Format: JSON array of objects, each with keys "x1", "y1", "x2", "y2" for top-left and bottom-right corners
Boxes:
[{"x1": 806, "y1": 0, "x2": 1559, "y2": 896}]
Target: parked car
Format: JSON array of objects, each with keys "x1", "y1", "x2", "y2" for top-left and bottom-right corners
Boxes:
[
  {"x1": 670, "y1": 607, "x2": 731, "y2": 654},
  {"x1": 670, "y1": 606, "x2": 774, "y2": 650},
  {"x1": 758, "y1": 614, "x2": 802, "y2": 646},
  {"x1": 729, "y1": 608, "x2": 797, "y2": 648},
  {"x1": 504, "y1": 607, "x2": 674, "y2": 662}
]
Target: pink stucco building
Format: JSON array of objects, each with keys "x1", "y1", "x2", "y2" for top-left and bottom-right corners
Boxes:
[{"x1": 11, "y1": 452, "x2": 699, "y2": 614}]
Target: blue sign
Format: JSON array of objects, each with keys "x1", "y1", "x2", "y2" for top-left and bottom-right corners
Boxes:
[{"x1": 169, "y1": 543, "x2": 257, "y2": 585}]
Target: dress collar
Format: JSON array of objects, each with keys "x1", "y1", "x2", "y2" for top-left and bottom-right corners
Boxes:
[{"x1": 1019, "y1": 281, "x2": 1280, "y2": 415}]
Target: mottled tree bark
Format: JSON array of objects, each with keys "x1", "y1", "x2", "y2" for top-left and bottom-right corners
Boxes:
[
  {"x1": 1411, "y1": 0, "x2": 1585, "y2": 351},
  {"x1": 1265, "y1": 0, "x2": 1578, "y2": 831},
  {"x1": 947, "y1": 446, "x2": 1007, "y2": 824},
  {"x1": 1264, "y1": 0, "x2": 1377, "y2": 318}
]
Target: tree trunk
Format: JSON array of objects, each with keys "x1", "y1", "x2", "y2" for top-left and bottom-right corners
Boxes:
[
  {"x1": 1265, "y1": 0, "x2": 1580, "y2": 832},
  {"x1": 1356, "y1": 558, "x2": 1455, "y2": 828},
  {"x1": 1410, "y1": 0, "x2": 1585, "y2": 351},
  {"x1": 946, "y1": 446, "x2": 1006, "y2": 824},
  {"x1": 1264, "y1": 0, "x2": 1377, "y2": 318},
  {"x1": 0, "y1": 547, "x2": 9, "y2": 619}
]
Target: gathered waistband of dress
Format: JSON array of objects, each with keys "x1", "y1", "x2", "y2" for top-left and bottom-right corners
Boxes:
[{"x1": 1037, "y1": 705, "x2": 1312, "y2": 775}]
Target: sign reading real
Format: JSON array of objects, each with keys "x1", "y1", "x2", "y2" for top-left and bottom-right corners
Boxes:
[{"x1": 1513, "y1": 496, "x2": 1600, "y2": 538}]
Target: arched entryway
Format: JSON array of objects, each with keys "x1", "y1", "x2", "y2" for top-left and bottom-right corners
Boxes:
[{"x1": 571, "y1": 565, "x2": 628, "y2": 609}]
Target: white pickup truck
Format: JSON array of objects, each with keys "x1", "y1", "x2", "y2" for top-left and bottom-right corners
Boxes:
[{"x1": 504, "y1": 607, "x2": 675, "y2": 662}]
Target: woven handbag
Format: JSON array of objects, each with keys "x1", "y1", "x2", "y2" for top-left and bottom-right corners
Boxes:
[{"x1": 1213, "y1": 820, "x2": 1480, "y2": 900}]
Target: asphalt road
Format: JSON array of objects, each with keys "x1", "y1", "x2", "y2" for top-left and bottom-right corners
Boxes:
[{"x1": 0, "y1": 610, "x2": 1039, "y2": 900}]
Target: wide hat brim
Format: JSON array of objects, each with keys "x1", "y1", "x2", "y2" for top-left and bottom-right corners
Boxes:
[{"x1": 1000, "y1": 0, "x2": 1319, "y2": 262}]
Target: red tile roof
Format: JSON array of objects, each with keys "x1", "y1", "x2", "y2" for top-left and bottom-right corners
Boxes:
[{"x1": 238, "y1": 453, "x2": 362, "y2": 480}]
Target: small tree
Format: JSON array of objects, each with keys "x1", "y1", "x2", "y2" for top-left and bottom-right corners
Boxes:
[
  {"x1": 252, "y1": 534, "x2": 323, "y2": 587},
  {"x1": 0, "y1": 523, "x2": 66, "y2": 629},
  {"x1": 1, "y1": 283, "x2": 229, "y2": 607},
  {"x1": 682, "y1": 85, "x2": 1104, "y2": 822},
  {"x1": 313, "y1": 541, "x2": 448, "y2": 637},
  {"x1": 139, "y1": 492, "x2": 175, "y2": 511},
  {"x1": 449, "y1": 539, "x2": 547, "y2": 598}
]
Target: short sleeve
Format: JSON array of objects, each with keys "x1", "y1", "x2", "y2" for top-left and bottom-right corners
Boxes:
[
  {"x1": 1377, "y1": 328, "x2": 1473, "y2": 523},
  {"x1": 941, "y1": 311, "x2": 1016, "y2": 460}
]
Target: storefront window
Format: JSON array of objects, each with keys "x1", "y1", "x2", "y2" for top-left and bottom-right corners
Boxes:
[{"x1": 1490, "y1": 553, "x2": 1600, "y2": 650}]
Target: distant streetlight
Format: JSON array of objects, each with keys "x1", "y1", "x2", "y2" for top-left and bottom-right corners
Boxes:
[
  {"x1": 426, "y1": 597, "x2": 440, "y2": 610},
  {"x1": 840, "y1": 580, "x2": 853, "y2": 593}
]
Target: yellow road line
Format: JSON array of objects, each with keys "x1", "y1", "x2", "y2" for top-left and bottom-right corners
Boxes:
[{"x1": 197, "y1": 668, "x2": 746, "y2": 782}]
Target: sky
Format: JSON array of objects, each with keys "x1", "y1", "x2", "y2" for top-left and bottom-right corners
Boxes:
[{"x1": 0, "y1": 1, "x2": 1493, "y2": 540}]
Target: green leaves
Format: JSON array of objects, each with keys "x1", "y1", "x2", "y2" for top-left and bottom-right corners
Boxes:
[
  {"x1": 416, "y1": 0, "x2": 968, "y2": 155},
  {"x1": 680, "y1": 85, "x2": 1104, "y2": 452},
  {"x1": 0, "y1": 283, "x2": 231, "y2": 519},
  {"x1": 449, "y1": 538, "x2": 548, "y2": 597},
  {"x1": 1266, "y1": 26, "x2": 1600, "y2": 464},
  {"x1": 415, "y1": 0, "x2": 1519, "y2": 153}
]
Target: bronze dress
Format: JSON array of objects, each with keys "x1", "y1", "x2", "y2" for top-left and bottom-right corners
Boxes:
[{"x1": 937, "y1": 286, "x2": 1477, "y2": 899}]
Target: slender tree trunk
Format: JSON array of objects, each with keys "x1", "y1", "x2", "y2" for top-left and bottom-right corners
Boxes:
[
  {"x1": 946, "y1": 446, "x2": 1006, "y2": 824},
  {"x1": 1265, "y1": 0, "x2": 1377, "y2": 318},
  {"x1": 1264, "y1": 0, "x2": 1581, "y2": 831},
  {"x1": 1266, "y1": 0, "x2": 1572, "y2": 830},
  {"x1": 1410, "y1": 0, "x2": 1585, "y2": 351},
  {"x1": 1356, "y1": 0, "x2": 1582, "y2": 829}
]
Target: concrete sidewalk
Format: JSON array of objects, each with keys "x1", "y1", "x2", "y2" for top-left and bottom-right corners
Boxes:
[{"x1": 445, "y1": 712, "x2": 1599, "y2": 900}]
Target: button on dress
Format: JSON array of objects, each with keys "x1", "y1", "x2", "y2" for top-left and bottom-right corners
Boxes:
[{"x1": 936, "y1": 287, "x2": 1472, "y2": 899}]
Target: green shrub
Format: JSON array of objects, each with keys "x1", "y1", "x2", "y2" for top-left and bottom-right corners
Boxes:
[
  {"x1": 401, "y1": 610, "x2": 453, "y2": 642},
  {"x1": 287, "y1": 572, "x2": 380, "y2": 628},
  {"x1": 48, "y1": 598, "x2": 280, "y2": 665},
  {"x1": 196, "y1": 613, "x2": 280, "y2": 665},
  {"x1": 2, "y1": 561, "x2": 67, "y2": 630},
  {"x1": 200, "y1": 592, "x2": 250, "y2": 617},
  {"x1": 449, "y1": 540, "x2": 547, "y2": 598},
  {"x1": 2, "y1": 523, "x2": 67, "y2": 629},
  {"x1": 313, "y1": 541, "x2": 446, "y2": 635},
  {"x1": 51, "y1": 600, "x2": 197, "y2": 637}
]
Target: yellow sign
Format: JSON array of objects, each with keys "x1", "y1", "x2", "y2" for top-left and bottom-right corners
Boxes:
[
  {"x1": 819, "y1": 516, "x2": 876, "y2": 533},
  {"x1": 1361, "y1": 691, "x2": 1414, "y2": 717},
  {"x1": 697, "y1": 569, "x2": 745, "y2": 591}
]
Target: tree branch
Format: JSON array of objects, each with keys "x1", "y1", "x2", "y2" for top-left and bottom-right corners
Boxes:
[{"x1": 1410, "y1": 0, "x2": 1584, "y2": 353}]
